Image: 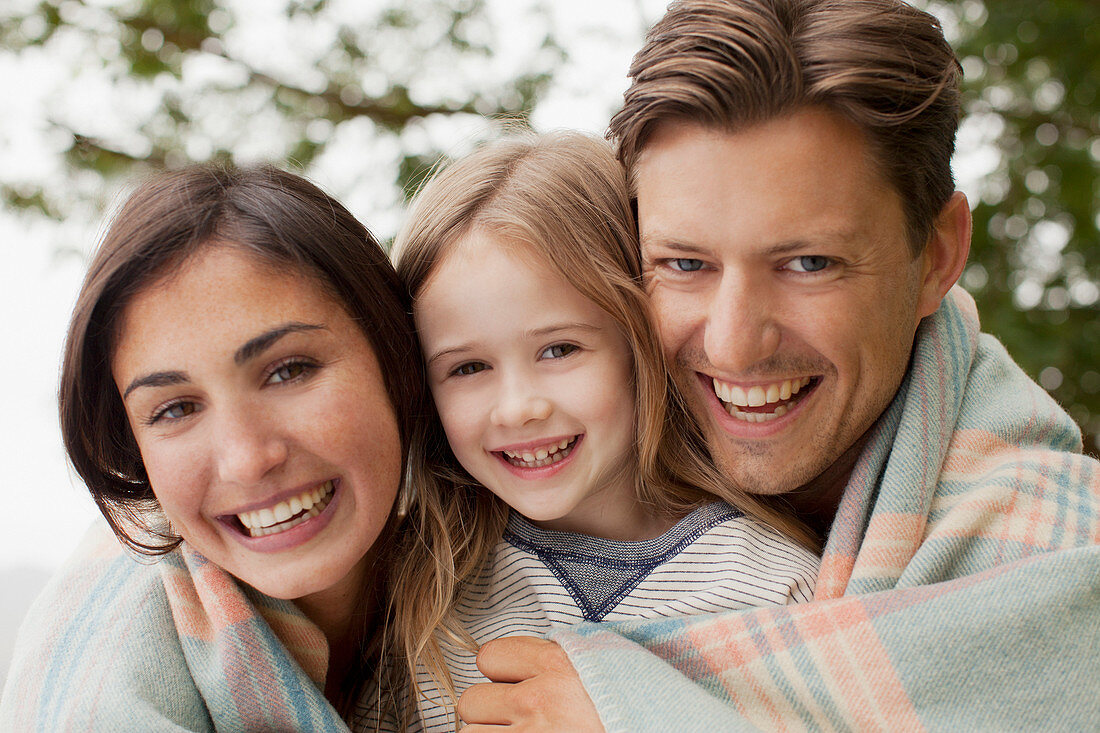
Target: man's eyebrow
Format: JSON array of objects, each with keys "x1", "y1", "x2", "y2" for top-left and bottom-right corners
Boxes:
[
  {"x1": 638, "y1": 236, "x2": 710, "y2": 256},
  {"x1": 122, "y1": 371, "x2": 189, "y2": 400},
  {"x1": 642, "y1": 233, "x2": 856, "y2": 257},
  {"x1": 234, "y1": 322, "x2": 325, "y2": 365}
]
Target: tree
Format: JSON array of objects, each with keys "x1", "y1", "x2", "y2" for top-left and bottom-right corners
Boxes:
[
  {"x1": 927, "y1": 0, "x2": 1100, "y2": 456},
  {"x1": 0, "y1": 0, "x2": 562, "y2": 243}
]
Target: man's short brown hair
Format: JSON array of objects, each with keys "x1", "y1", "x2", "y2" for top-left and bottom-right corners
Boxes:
[{"x1": 609, "y1": 0, "x2": 961, "y2": 252}]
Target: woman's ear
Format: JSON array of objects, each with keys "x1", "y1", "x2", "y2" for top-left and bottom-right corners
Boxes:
[{"x1": 916, "y1": 191, "x2": 972, "y2": 320}]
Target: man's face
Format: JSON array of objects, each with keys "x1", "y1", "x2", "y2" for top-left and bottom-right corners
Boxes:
[{"x1": 636, "y1": 107, "x2": 932, "y2": 495}]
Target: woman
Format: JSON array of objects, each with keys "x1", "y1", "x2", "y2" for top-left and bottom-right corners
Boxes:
[{"x1": 0, "y1": 164, "x2": 421, "y2": 730}]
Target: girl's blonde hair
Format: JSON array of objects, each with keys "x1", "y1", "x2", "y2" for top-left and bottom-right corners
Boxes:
[{"x1": 390, "y1": 130, "x2": 816, "y2": 723}]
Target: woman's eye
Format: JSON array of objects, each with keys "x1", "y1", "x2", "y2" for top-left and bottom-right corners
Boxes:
[
  {"x1": 149, "y1": 401, "x2": 197, "y2": 425},
  {"x1": 268, "y1": 360, "x2": 314, "y2": 385},
  {"x1": 452, "y1": 362, "x2": 487, "y2": 377},
  {"x1": 540, "y1": 343, "x2": 579, "y2": 359},
  {"x1": 786, "y1": 255, "x2": 831, "y2": 273},
  {"x1": 668, "y1": 258, "x2": 705, "y2": 272}
]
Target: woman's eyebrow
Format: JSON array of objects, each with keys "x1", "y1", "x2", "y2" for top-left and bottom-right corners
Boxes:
[
  {"x1": 233, "y1": 322, "x2": 325, "y2": 365},
  {"x1": 122, "y1": 322, "x2": 326, "y2": 400},
  {"x1": 122, "y1": 371, "x2": 188, "y2": 400}
]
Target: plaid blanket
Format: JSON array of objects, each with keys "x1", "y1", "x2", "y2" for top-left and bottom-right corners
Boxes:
[
  {"x1": 0, "y1": 524, "x2": 348, "y2": 731},
  {"x1": 553, "y1": 288, "x2": 1100, "y2": 731}
]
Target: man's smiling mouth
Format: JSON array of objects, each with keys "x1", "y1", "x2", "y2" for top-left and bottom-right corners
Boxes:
[
  {"x1": 712, "y1": 376, "x2": 820, "y2": 423},
  {"x1": 234, "y1": 480, "x2": 335, "y2": 537}
]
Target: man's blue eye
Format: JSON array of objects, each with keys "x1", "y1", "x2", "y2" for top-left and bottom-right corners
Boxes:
[
  {"x1": 670, "y1": 258, "x2": 704, "y2": 272},
  {"x1": 789, "y1": 256, "x2": 830, "y2": 273}
]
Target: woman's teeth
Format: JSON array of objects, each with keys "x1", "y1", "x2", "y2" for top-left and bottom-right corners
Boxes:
[
  {"x1": 237, "y1": 480, "x2": 335, "y2": 537},
  {"x1": 713, "y1": 376, "x2": 815, "y2": 422},
  {"x1": 502, "y1": 438, "x2": 576, "y2": 468}
]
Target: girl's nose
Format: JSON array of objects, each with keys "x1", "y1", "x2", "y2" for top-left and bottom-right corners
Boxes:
[{"x1": 489, "y1": 380, "x2": 553, "y2": 427}]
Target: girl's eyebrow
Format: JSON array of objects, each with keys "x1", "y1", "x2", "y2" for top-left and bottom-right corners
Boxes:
[
  {"x1": 525, "y1": 322, "x2": 600, "y2": 339},
  {"x1": 122, "y1": 322, "x2": 326, "y2": 399},
  {"x1": 426, "y1": 345, "x2": 471, "y2": 368},
  {"x1": 426, "y1": 323, "x2": 601, "y2": 367}
]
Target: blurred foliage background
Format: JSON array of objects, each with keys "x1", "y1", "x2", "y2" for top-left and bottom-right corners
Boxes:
[{"x1": 1, "y1": 0, "x2": 1097, "y2": 455}]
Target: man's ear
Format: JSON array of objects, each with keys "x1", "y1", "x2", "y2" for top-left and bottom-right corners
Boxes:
[{"x1": 916, "y1": 190, "x2": 972, "y2": 320}]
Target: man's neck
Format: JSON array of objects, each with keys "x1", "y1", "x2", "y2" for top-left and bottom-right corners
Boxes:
[{"x1": 785, "y1": 432, "x2": 870, "y2": 543}]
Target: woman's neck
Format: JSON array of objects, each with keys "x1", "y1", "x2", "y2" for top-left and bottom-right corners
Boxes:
[{"x1": 294, "y1": 551, "x2": 380, "y2": 703}]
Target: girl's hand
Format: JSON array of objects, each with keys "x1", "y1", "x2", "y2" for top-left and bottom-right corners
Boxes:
[{"x1": 457, "y1": 636, "x2": 604, "y2": 732}]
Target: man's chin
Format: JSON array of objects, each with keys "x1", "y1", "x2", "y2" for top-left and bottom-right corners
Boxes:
[{"x1": 705, "y1": 426, "x2": 833, "y2": 496}]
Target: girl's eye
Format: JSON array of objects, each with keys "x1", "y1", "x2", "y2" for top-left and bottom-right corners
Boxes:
[
  {"x1": 668, "y1": 258, "x2": 705, "y2": 272},
  {"x1": 785, "y1": 255, "x2": 831, "y2": 273},
  {"x1": 452, "y1": 361, "x2": 487, "y2": 377},
  {"x1": 267, "y1": 360, "x2": 315, "y2": 385},
  {"x1": 540, "y1": 343, "x2": 579, "y2": 359},
  {"x1": 148, "y1": 401, "x2": 197, "y2": 425}
]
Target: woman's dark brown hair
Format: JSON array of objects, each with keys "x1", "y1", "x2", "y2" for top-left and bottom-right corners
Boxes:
[{"x1": 60, "y1": 163, "x2": 421, "y2": 555}]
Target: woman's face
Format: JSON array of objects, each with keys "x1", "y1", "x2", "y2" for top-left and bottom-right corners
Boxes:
[{"x1": 111, "y1": 245, "x2": 402, "y2": 602}]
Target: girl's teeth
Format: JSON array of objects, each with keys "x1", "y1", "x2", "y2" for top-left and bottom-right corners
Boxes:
[{"x1": 503, "y1": 438, "x2": 576, "y2": 468}]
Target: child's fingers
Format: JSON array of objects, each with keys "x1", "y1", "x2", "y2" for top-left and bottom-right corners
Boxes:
[
  {"x1": 474, "y1": 636, "x2": 563, "y2": 682},
  {"x1": 456, "y1": 681, "x2": 514, "y2": 726},
  {"x1": 459, "y1": 637, "x2": 605, "y2": 732}
]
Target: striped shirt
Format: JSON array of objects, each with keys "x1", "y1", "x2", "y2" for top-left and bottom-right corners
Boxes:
[{"x1": 412, "y1": 502, "x2": 819, "y2": 732}]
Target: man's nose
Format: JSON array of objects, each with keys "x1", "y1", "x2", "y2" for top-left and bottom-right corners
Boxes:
[{"x1": 703, "y1": 271, "x2": 781, "y2": 374}]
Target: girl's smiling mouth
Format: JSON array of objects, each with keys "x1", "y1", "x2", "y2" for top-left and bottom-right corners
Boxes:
[{"x1": 494, "y1": 435, "x2": 581, "y2": 473}]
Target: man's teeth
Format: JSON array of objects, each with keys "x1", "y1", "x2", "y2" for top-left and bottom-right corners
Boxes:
[
  {"x1": 502, "y1": 438, "x2": 575, "y2": 468},
  {"x1": 237, "y1": 480, "x2": 335, "y2": 537},
  {"x1": 712, "y1": 376, "x2": 814, "y2": 422}
]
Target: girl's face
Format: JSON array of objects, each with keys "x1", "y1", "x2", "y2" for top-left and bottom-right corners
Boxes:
[
  {"x1": 415, "y1": 230, "x2": 638, "y2": 538},
  {"x1": 111, "y1": 246, "x2": 402, "y2": 604}
]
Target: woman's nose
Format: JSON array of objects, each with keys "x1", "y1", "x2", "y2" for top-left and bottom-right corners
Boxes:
[{"x1": 212, "y1": 406, "x2": 288, "y2": 486}]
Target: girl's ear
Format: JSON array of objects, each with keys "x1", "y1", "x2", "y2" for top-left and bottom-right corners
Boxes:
[{"x1": 915, "y1": 191, "x2": 972, "y2": 321}]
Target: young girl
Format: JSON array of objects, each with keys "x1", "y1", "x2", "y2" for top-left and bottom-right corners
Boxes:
[{"x1": 388, "y1": 132, "x2": 819, "y2": 731}]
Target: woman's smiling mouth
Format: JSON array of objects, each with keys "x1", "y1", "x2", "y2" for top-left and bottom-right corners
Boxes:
[{"x1": 230, "y1": 480, "x2": 336, "y2": 538}]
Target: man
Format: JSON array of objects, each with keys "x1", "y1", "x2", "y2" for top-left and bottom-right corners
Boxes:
[{"x1": 457, "y1": 1, "x2": 1100, "y2": 729}]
